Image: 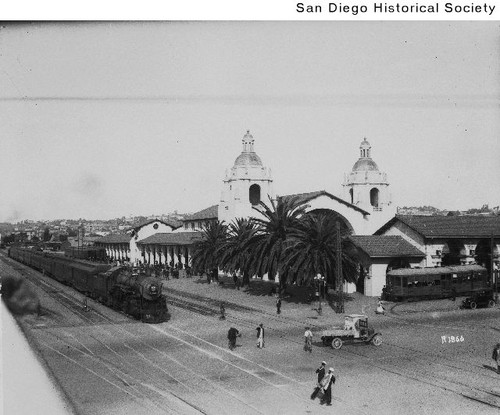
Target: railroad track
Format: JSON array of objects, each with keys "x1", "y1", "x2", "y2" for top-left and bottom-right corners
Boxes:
[
  {"x1": 4, "y1": 252, "x2": 499, "y2": 412},
  {"x1": 165, "y1": 287, "x2": 500, "y2": 411},
  {"x1": 0, "y1": 253, "x2": 121, "y2": 326}
]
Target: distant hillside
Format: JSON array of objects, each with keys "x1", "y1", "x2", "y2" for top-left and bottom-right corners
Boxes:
[{"x1": 397, "y1": 204, "x2": 499, "y2": 216}]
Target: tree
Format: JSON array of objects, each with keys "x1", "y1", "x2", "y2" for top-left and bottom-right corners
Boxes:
[
  {"x1": 191, "y1": 220, "x2": 228, "y2": 275},
  {"x1": 248, "y1": 195, "x2": 309, "y2": 287},
  {"x1": 218, "y1": 218, "x2": 259, "y2": 286},
  {"x1": 282, "y1": 211, "x2": 359, "y2": 288}
]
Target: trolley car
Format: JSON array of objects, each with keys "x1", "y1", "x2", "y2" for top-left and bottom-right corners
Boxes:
[{"x1": 384, "y1": 264, "x2": 489, "y2": 302}]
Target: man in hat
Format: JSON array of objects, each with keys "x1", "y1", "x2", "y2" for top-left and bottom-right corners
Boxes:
[
  {"x1": 227, "y1": 327, "x2": 241, "y2": 350},
  {"x1": 256, "y1": 323, "x2": 265, "y2": 348},
  {"x1": 319, "y1": 368, "x2": 336, "y2": 406},
  {"x1": 310, "y1": 362, "x2": 326, "y2": 399}
]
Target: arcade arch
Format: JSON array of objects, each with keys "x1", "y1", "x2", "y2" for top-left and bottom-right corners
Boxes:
[
  {"x1": 441, "y1": 240, "x2": 465, "y2": 266},
  {"x1": 475, "y1": 238, "x2": 498, "y2": 272}
]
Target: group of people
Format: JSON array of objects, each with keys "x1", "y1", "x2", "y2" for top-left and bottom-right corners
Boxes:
[
  {"x1": 310, "y1": 361, "x2": 336, "y2": 406},
  {"x1": 226, "y1": 323, "x2": 265, "y2": 350}
]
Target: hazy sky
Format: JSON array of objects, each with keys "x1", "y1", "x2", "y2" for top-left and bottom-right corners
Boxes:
[{"x1": 1, "y1": 21, "x2": 499, "y2": 222}]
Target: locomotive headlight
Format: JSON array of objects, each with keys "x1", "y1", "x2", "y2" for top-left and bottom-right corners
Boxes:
[{"x1": 149, "y1": 284, "x2": 158, "y2": 295}]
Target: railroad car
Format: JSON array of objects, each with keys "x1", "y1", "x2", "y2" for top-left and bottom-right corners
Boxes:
[
  {"x1": 8, "y1": 246, "x2": 168, "y2": 323},
  {"x1": 65, "y1": 246, "x2": 107, "y2": 261},
  {"x1": 384, "y1": 264, "x2": 489, "y2": 302}
]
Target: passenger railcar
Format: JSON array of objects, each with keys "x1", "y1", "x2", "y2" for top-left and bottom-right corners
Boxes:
[
  {"x1": 384, "y1": 264, "x2": 489, "y2": 301},
  {"x1": 8, "y1": 246, "x2": 168, "y2": 323},
  {"x1": 65, "y1": 246, "x2": 107, "y2": 261}
]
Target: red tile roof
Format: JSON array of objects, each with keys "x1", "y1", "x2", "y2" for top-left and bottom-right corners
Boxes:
[
  {"x1": 183, "y1": 205, "x2": 219, "y2": 221},
  {"x1": 349, "y1": 235, "x2": 425, "y2": 258},
  {"x1": 137, "y1": 232, "x2": 204, "y2": 246},
  {"x1": 375, "y1": 215, "x2": 500, "y2": 239}
]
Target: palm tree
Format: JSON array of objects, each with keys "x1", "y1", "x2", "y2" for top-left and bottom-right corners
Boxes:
[
  {"x1": 191, "y1": 220, "x2": 228, "y2": 277},
  {"x1": 282, "y1": 210, "x2": 359, "y2": 288},
  {"x1": 248, "y1": 195, "x2": 309, "y2": 287},
  {"x1": 218, "y1": 218, "x2": 259, "y2": 287}
]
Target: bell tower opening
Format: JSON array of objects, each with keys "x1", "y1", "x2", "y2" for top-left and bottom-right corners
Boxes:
[
  {"x1": 249, "y1": 184, "x2": 261, "y2": 205},
  {"x1": 370, "y1": 188, "x2": 379, "y2": 207}
]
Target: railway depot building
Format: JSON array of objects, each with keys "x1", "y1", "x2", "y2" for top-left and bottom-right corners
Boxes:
[
  {"x1": 96, "y1": 131, "x2": 499, "y2": 298},
  {"x1": 374, "y1": 215, "x2": 500, "y2": 270}
]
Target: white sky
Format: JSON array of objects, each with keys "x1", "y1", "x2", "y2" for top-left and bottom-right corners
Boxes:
[{"x1": 1, "y1": 21, "x2": 499, "y2": 222}]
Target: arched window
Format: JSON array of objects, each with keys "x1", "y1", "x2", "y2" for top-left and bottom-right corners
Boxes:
[
  {"x1": 249, "y1": 184, "x2": 261, "y2": 205},
  {"x1": 349, "y1": 188, "x2": 354, "y2": 204},
  {"x1": 370, "y1": 188, "x2": 379, "y2": 207}
]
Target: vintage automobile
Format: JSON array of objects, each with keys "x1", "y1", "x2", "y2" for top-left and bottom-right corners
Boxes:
[
  {"x1": 462, "y1": 290, "x2": 496, "y2": 309},
  {"x1": 320, "y1": 314, "x2": 382, "y2": 350}
]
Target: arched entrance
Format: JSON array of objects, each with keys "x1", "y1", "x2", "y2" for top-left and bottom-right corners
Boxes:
[
  {"x1": 307, "y1": 208, "x2": 354, "y2": 234},
  {"x1": 475, "y1": 239, "x2": 496, "y2": 273},
  {"x1": 442, "y1": 240, "x2": 465, "y2": 266},
  {"x1": 304, "y1": 208, "x2": 355, "y2": 290}
]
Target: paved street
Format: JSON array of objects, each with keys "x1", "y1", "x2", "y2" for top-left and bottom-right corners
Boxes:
[{"x1": 2, "y1": 253, "x2": 500, "y2": 415}]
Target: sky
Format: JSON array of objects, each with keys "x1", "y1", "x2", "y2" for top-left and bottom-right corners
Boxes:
[{"x1": 1, "y1": 21, "x2": 499, "y2": 222}]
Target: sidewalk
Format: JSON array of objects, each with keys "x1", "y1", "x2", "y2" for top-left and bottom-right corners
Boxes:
[
  {"x1": 162, "y1": 274, "x2": 383, "y2": 329},
  {"x1": 162, "y1": 274, "x2": 497, "y2": 323}
]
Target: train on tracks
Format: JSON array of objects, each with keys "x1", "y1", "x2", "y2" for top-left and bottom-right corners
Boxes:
[
  {"x1": 8, "y1": 246, "x2": 168, "y2": 323},
  {"x1": 384, "y1": 264, "x2": 490, "y2": 302}
]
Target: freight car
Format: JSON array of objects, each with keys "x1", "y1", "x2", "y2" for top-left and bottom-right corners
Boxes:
[
  {"x1": 8, "y1": 246, "x2": 168, "y2": 323},
  {"x1": 384, "y1": 264, "x2": 489, "y2": 302}
]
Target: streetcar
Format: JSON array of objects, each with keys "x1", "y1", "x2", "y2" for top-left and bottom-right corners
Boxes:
[{"x1": 384, "y1": 264, "x2": 489, "y2": 302}]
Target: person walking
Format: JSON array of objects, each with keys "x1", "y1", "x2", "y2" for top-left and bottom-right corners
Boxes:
[
  {"x1": 227, "y1": 327, "x2": 241, "y2": 350},
  {"x1": 256, "y1": 323, "x2": 265, "y2": 348},
  {"x1": 310, "y1": 362, "x2": 326, "y2": 400},
  {"x1": 319, "y1": 368, "x2": 336, "y2": 406},
  {"x1": 304, "y1": 327, "x2": 313, "y2": 353},
  {"x1": 492, "y1": 343, "x2": 500, "y2": 374},
  {"x1": 220, "y1": 302, "x2": 226, "y2": 320},
  {"x1": 276, "y1": 296, "x2": 282, "y2": 315},
  {"x1": 233, "y1": 272, "x2": 240, "y2": 290},
  {"x1": 376, "y1": 299, "x2": 385, "y2": 315}
]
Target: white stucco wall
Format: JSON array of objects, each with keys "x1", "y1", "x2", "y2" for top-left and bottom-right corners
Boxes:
[{"x1": 130, "y1": 221, "x2": 174, "y2": 264}]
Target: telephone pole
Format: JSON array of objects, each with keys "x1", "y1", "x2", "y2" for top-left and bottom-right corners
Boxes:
[{"x1": 336, "y1": 221, "x2": 344, "y2": 313}]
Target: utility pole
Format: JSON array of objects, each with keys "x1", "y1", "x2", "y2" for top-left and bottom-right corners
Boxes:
[
  {"x1": 336, "y1": 221, "x2": 344, "y2": 313},
  {"x1": 492, "y1": 233, "x2": 498, "y2": 302}
]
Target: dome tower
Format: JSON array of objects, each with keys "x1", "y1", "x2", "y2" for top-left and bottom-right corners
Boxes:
[
  {"x1": 343, "y1": 138, "x2": 392, "y2": 217},
  {"x1": 218, "y1": 131, "x2": 274, "y2": 223}
]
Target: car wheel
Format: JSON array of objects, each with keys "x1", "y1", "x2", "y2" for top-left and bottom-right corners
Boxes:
[
  {"x1": 470, "y1": 301, "x2": 477, "y2": 309},
  {"x1": 488, "y1": 300, "x2": 495, "y2": 308},
  {"x1": 331, "y1": 338, "x2": 342, "y2": 350},
  {"x1": 371, "y1": 334, "x2": 382, "y2": 346}
]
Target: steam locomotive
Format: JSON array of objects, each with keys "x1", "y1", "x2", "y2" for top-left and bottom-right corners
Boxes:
[{"x1": 8, "y1": 246, "x2": 168, "y2": 323}]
